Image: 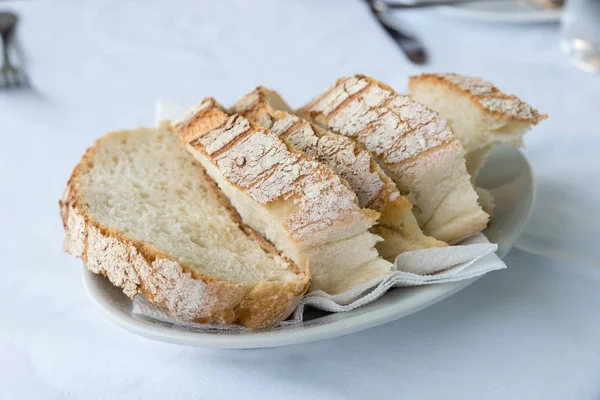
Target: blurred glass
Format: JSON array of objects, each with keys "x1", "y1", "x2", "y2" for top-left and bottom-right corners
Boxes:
[{"x1": 561, "y1": 0, "x2": 600, "y2": 72}]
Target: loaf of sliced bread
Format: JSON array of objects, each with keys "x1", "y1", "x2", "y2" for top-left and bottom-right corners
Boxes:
[
  {"x1": 298, "y1": 75, "x2": 489, "y2": 244},
  {"x1": 60, "y1": 123, "x2": 309, "y2": 328},
  {"x1": 408, "y1": 73, "x2": 547, "y2": 182},
  {"x1": 231, "y1": 87, "x2": 446, "y2": 261},
  {"x1": 174, "y1": 99, "x2": 394, "y2": 295}
]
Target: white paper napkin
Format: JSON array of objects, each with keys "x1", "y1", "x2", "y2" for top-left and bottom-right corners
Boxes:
[{"x1": 128, "y1": 102, "x2": 508, "y2": 331}]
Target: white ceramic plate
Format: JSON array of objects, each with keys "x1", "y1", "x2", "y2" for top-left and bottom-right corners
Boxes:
[
  {"x1": 436, "y1": 0, "x2": 561, "y2": 23},
  {"x1": 82, "y1": 145, "x2": 534, "y2": 349}
]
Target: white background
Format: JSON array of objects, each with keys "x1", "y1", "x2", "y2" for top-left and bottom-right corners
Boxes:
[{"x1": 2, "y1": 1, "x2": 600, "y2": 399}]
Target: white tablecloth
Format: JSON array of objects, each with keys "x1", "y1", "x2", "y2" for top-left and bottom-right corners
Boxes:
[{"x1": 2, "y1": 1, "x2": 599, "y2": 399}]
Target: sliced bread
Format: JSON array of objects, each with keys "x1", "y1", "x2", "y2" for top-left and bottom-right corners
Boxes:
[
  {"x1": 60, "y1": 123, "x2": 309, "y2": 328},
  {"x1": 174, "y1": 99, "x2": 394, "y2": 295},
  {"x1": 231, "y1": 86, "x2": 446, "y2": 261},
  {"x1": 298, "y1": 75, "x2": 489, "y2": 244},
  {"x1": 408, "y1": 73, "x2": 547, "y2": 182}
]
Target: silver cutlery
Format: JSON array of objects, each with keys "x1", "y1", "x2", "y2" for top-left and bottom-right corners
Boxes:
[
  {"x1": 366, "y1": 0, "x2": 428, "y2": 64},
  {"x1": 0, "y1": 12, "x2": 29, "y2": 89}
]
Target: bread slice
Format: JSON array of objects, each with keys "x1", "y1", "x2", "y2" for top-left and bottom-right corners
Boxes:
[
  {"x1": 174, "y1": 99, "x2": 394, "y2": 295},
  {"x1": 408, "y1": 73, "x2": 547, "y2": 182},
  {"x1": 298, "y1": 75, "x2": 489, "y2": 244},
  {"x1": 60, "y1": 123, "x2": 309, "y2": 328},
  {"x1": 231, "y1": 87, "x2": 446, "y2": 261}
]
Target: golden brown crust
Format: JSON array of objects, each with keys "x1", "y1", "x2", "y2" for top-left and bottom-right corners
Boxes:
[
  {"x1": 232, "y1": 87, "x2": 447, "y2": 258},
  {"x1": 234, "y1": 266, "x2": 308, "y2": 327},
  {"x1": 299, "y1": 75, "x2": 489, "y2": 244},
  {"x1": 61, "y1": 126, "x2": 309, "y2": 329},
  {"x1": 232, "y1": 87, "x2": 401, "y2": 212},
  {"x1": 174, "y1": 98, "x2": 230, "y2": 143},
  {"x1": 176, "y1": 99, "x2": 380, "y2": 248},
  {"x1": 408, "y1": 73, "x2": 548, "y2": 124},
  {"x1": 298, "y1": 75, "x2": 458, "y2": 169}
]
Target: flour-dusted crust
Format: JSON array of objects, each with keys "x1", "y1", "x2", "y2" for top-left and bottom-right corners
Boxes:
[
  {"x1": 176, "y1": 99, "x2": 379, "y2": 248},
  {"x1": 231, "y1": 87, "x2": 401, "y2": 211},
  {"x1": 231, "y1": 87, "x2": 446, "y2": 258},
  {"x1": 60, "y1": 127, "x2": 309, "y2": 329},
  {"x1": 408, "y1": 73, "x2": 548, "y2": 124},
  {"x1": 299, "y1": 75, "x2": 489, "y2": 243},
  {"x1": 300, "y1": 75, "x2": 457, "y2": 167}
]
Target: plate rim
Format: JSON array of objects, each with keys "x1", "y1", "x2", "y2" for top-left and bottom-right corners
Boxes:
[
  {"x1": 81, "y1": 146, "x2": 535, "y2": 349},
  {"x1": 435, "y1": 4, "x2": 561, "y2": 23},
  {"x1": 82, "y1": 272, "x2": 481, "y2": 348}
]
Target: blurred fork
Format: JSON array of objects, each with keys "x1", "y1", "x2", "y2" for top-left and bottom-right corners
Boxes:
[
  {"x1": 366, "y1": 0, "x2": 428, "y2": 64},
  {"x1": 0, "y1": 12, "x2": 29, "y2": 89}
]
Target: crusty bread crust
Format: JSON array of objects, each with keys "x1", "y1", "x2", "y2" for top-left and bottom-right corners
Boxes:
[
  {"x1": 231, "y1": 87, "x2": 403, "y2": 212},
  {"x1": 408, "y1": 73, "x2": 548, "y2": 124},
  {"x1": 298, "y1": 75, "x2": 457, "y2": 168},
  {"x1": 60, "y1": 125, "x2": 309, "y2": 329},
  {"x1": 231, "y1": 86, "x2": 446, "y2": 259},
  {"x1": 176, "y1": 99, "x2": 380, "y2": 248},
  {"x1": 299, "y1": 75, "x2": 489, "y2": 244}
]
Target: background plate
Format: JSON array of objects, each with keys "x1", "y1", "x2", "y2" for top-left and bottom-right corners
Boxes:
[
  {"x1": 435, "y1": 0, "x2": 561, "y2": 23},
  {"x1": 82, "y1": 145, "x2": 535, "y2": 348}
]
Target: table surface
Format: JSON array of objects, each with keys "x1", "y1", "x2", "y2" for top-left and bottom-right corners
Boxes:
[{"x1": 2, "y1": 1, "x2": 600, "y2": 399}]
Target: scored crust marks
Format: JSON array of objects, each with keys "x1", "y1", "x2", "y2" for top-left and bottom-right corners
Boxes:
[
  {"x1": 198, "y1": 115, "x2": 251, "y2": 155},
  {"x1": 421, "y1": 73, "x2": 547, "y2": 123},
  {"x1": 231, "y1": 88, "x2": 395, "y2": 209},
  {"x1": 265, "y1": 112, "x2": 385, "y2": 208},
  {"x1": 309, "y1": 76, "x2": 456, "y2": 165},
  {"x1": 309, "y1": 77, "x2": 369, "y2": 116},
  {"x1": 272, "y1": 114, "x2": 319, "y2": 154},
  {"x1": 191, "y1": 114, "x2": 371, "y2": 243}
]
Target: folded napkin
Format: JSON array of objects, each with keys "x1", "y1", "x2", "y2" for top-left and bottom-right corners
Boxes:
[{"x1": 129, "y1": 102, "x2": 508, "y2": 331}]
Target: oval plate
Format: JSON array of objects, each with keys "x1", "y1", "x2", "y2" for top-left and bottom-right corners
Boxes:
[{"x1": 82, "y1": 145, "x2": 534, "y2": 348}]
